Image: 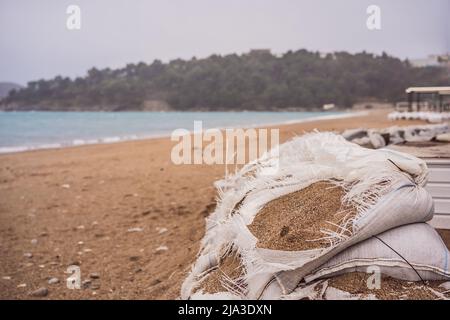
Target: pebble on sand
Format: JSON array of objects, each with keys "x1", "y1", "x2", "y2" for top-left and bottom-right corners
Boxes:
[
  {"x1": 89, "y1": 273, "x2": 100, "y2": 279},
  {"x1": 127, "y1": 227, "x2": 143, "y2": 233},
  {"x1": 156, "y1": 227, "x2": 168, "y2": 234},
  {"x1": 48, "y1": 277, "x2": 59, "y2": 285},
  {"x1": 155, "y1": 245, "x2": 168, "y2": 253},
  {"x1": 31, "y1": 239, "x2": 38, "y2": 245},
  {"x1": 61, "y1": 184, "x2": 71, "y2": 189},
  {"x1": 2, "y1": 276, "x2": 11, "y2": 280},
  {"x1": 17, "y1": 283, "x2": 27, "y2": 288},
  {"x1": 24, "y1": 252, "x2": 33, "y2": 258},
  {"x1": 29, "y1": 287, "x2": 48, "y2": 297}
]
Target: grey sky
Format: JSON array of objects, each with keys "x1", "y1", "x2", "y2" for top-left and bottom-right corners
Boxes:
[{"x1": 1, "y1": 0, "x2": 448, "y2": 85}]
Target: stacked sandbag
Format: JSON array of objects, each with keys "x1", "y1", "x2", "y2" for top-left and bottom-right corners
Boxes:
[
  {"x1": 304, "y1": 223, "x2": 450, "y2": 283},
  {"x1": 388, "y1": 111, "x2": 450, "y2": 123},
  {"x1": 181, "y1": 132, "x2": 449, "y2": 300},
  {"x1": 342, "y1": 123, "x2": 449, "y2": 148}
]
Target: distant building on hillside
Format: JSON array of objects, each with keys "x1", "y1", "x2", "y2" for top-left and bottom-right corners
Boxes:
[
  {"x1": 248, "y1": 49, "x2": 271, "y2": 55},
  {"x1": 319, "y1": 52, "x2": 337, "y2": 59},
  {"x1": 410, "y1": 54, "x2": 450, "y2": 68}
]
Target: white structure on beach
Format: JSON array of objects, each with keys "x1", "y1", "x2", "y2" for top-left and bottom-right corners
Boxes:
[
  {"x1": 410, "y1": 54, "x2": 450, "y2": 68},
  {"x1": 404, "y1": 86, "x2": 450, "y2": 112}
]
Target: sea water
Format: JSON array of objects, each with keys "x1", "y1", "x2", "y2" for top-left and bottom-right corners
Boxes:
[{"x1": 0, "y1": 111, "x2": 349, "y2": 153}]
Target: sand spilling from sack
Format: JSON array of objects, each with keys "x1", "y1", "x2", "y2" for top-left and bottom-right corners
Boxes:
[
  {"x1": 248, "y1": 181, "x2": 356, "y2": 251},
  {"x1": 328, "y1": 272, "x2": 448, "y2": 300},
  {"x1": 199, "y1": 253, "x2": 245, "y2": 294}
]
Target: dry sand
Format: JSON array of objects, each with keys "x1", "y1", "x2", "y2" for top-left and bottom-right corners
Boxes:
[
  {"x1": 0, "y1": 110, "x2": 444, "y2": 300},
  {"x1": 248, "y1": 181, "x2": 356, "y2": 251}
]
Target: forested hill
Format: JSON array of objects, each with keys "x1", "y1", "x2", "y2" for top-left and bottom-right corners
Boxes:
[
  {"x1": 0, "y1": 82, "x2": 23, "y2": 99},
  {"x1": 1, "y1": 50, "x2": 448, "y2": 111}
]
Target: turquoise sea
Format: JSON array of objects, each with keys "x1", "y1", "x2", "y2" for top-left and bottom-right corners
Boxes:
[{"x1": 0, "y1": 111, "x2": 349, "y2": 153}]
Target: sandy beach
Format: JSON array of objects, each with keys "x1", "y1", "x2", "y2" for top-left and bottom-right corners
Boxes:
[{"x1": 1, "y1": 110, "x2": 447, "y2": 300}]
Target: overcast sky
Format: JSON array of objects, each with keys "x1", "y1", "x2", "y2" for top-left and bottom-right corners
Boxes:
[{"x1": 1, "y1": 0, "x2": 448, "y2": 85}]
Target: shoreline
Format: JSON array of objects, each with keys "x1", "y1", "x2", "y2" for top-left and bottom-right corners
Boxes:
[{"x1": 0, "y1": 110, "x2": 366, "y2": 155}]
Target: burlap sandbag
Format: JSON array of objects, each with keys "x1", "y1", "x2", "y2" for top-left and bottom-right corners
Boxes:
[
  {"x1": 235, "y1": 180, "x2": 433, "y2": 298},
  {"x1": 305, "y1": 223, "x2": 450, "y2": 283},
  {"x1": 181, "y1": 132, "x2": 434, "y2": 300}
]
